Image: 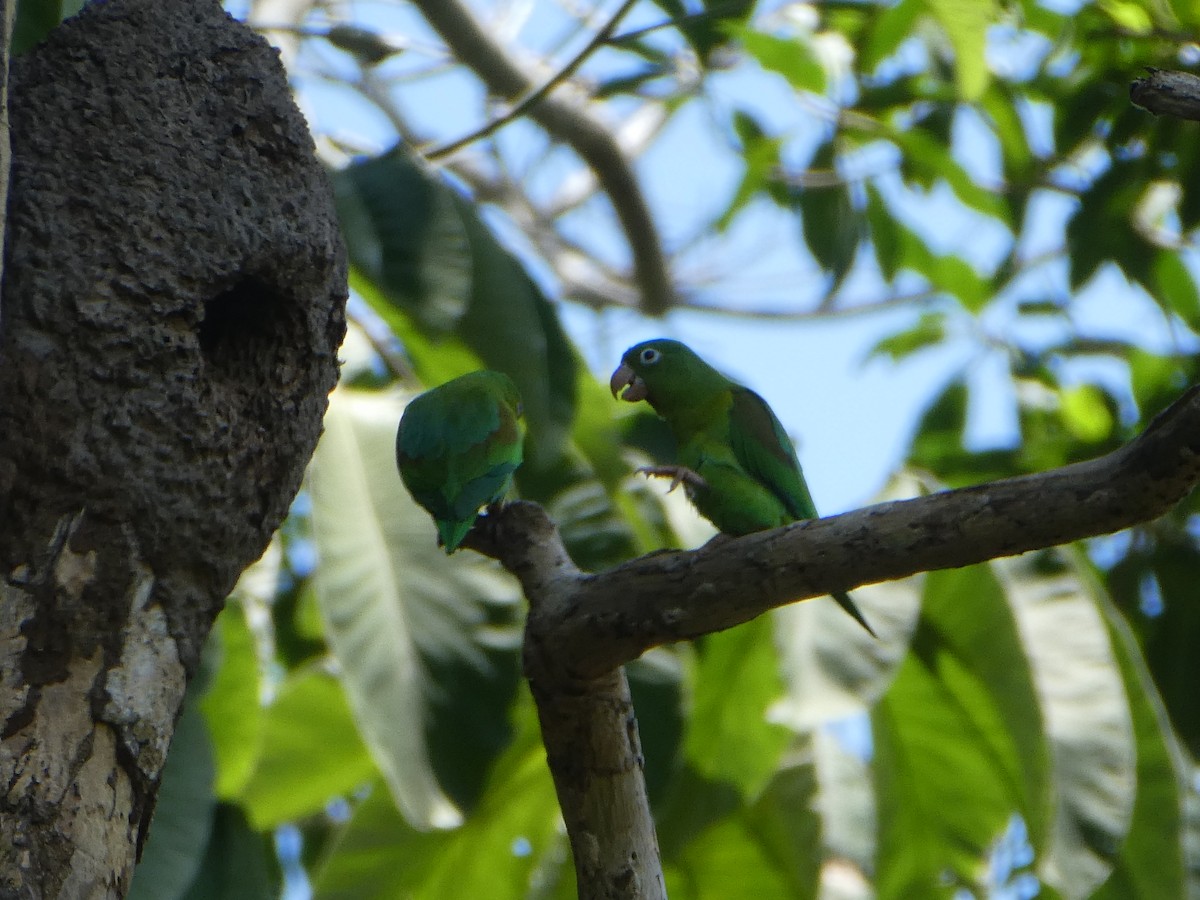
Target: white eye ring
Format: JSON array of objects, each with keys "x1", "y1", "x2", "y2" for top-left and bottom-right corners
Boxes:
[{"x1": 640, "y1": 348, "x2": 662, "y2": 364}]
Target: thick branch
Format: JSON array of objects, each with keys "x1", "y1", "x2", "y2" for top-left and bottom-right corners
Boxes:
[
  {"x1": 409, "y1": 0, "x2": 675, "y2": 315},
  {"x1": 494, "y1": 385, "x2": 1200, "y2": 680}
]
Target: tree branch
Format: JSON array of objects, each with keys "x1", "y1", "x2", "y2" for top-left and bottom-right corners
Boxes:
[
  {"x1": 1130, "y1": 68, "x2": 1200, "y2": 122},
  {"x1": 409, "y1": 0, "x2": 675, "y2": 315},
  {"x1": 487, "y1": 383, "x2": 1200, "y2": 679}
]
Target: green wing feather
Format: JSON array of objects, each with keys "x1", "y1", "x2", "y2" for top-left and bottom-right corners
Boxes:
[
  {"x1": 396, "y1": 371, "x2": 524, "y2": 553},
  {"x1": 728, "y1": 387, "x2": 819, "y2": 520},
  {"x1": 727, "y1": 388, "x2": 877, "y2": 637}
]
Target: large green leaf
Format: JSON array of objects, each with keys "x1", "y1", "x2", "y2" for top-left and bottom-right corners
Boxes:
[
  {"x1": 1000, "y1": 556, "x2": 1137, "y2": 897},
  {"x1": 684, "y1": 616, "x2": 790, "y2": 798},
  {"x1": 179, "y1": 805, "x2": 278, "y2": 900},
  {"x1": 238, "y1": 668, "x2": 378, "y2": 829},
  {"x1": 925, "y1": 0, "x2": 995, "y2": 100},
  {"x1": 333, "y1": 150, "x2": 577, "y2": 467},
  {"x1": 1092, "y1": 597, "x2": 1188, "y2": 898},
  {"x1": 307, "y1": 387, "x2": 522, "y2": 827},
  {"x1": 311, "y1": 690, "x2": 568, "y2": 900},
  {"x1": 873, "y1": 563, "x2": 1049, "y2": 897},
  {"x1": 200, "y1": 602, "x2": 262, "y2": 800},
  {"x1": 128, "y1": 701, "x2": 217, "y2": 900},
  {"x1": 664, "y1": 763, "x2": 821, "y2": 900}
]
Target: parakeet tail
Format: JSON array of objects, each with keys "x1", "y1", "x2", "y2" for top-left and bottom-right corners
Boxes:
[
  {"x1": 438, "y1": 518, "x2": 476, "y2": 554},
  {"x1": 832, "y1": 591, "x2": 877, "y2": 638}
]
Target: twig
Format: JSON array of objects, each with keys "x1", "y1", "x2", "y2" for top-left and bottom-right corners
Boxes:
[
  {"x1": 424, "y1": 0, "x2": 638, "y2": 160},
  {"x1": 409, "y1": 0, "x2": 676, "y2": 315}
]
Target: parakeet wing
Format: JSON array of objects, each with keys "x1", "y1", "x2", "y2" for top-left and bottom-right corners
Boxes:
[
  {"x1": 396, "y1": 374, "x2": 523, "y2": 551},
  {"x1": 728, "y1": 387, "x2": 820, "y2": 521}
]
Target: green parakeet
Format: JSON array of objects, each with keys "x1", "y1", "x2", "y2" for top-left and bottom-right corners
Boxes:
[
  {"x1": 610, "y1": 339, "x2": 875, "y2": 636},
  {"x1": 395, "y1": 370, "x2": 524, "y2": 553}
]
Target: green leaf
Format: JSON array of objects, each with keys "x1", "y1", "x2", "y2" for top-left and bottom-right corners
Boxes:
[
  {"x1": 1087, "y1": 571, "x2": 1187, "y2": 899},
  {"x1": 1151, "y1": 250, "x2": 1200, "y2": 328},
  {"x1": 179, "y1": 805, "x2": 279, "y2": 900},
  {"x1": 312, "y1": 690, "x2": 568, "y2": 900},
  {"x1": 736, "y1": 29, "x2": 826, "y2": 94},
  {"x1": 863, "y1": 0, "x2": 922, "y2": 72},
  {"x1": 239, "y1": 669, "x2": 378, "y2": 829},
  {"x1": 684, "y1": 617, "x2": 790, "y2": 798},
  {"x1": 892, "y1": 127, "x2": 1009, "y2": 224},
  {"x1": 925, "y1": 0, "x2": 996, "y2": 100},
  {"x1": 307, "y1": 388, "x2": 522, "y2": 827},
  {"x1": 333, "y1": 151, "x2": 472, "y2": 335},
  {"x1": 664, "y1": 763, "x2": 820, "y2": 900},
  {"x1": 12, "y1": 0, "x2": 66, "y2": 56},
  {"x1": 867, "y1": 312, "x2": 947, "y2": 361},
  {"x1": 335, "y1": 151, "x2": 578, "y2": 467},
  {"x1": 873, "y1": 565, "x2": 1050, "y2": 897},
  {"x1": 884, "y1": 216, "x2": 991, "y2": 311},
  {"x1": 200, "y1": 602, "x2": 262, "y2": 800},
  {"x1": 1066, "y1": 163, "x2": 1150, "y2": 290},
  {"x1": 866, "y1": 185, "x2": 902, "y2": 280},
  {"x1": 716, "y1": 111, "x2": 783, "y2": 232},
  {"x1": 799, "y1": 185, "x2": 859, "y2": 287},
  {"x1": 129, "y1": 701, "x2": 217, "y2": 900},
  {"x1": 1059, "y1": 384, "x2": 1114, "y2": 443},
  {"x1": 999, "y1": 556, "x2": 1136, "y2": 897}
]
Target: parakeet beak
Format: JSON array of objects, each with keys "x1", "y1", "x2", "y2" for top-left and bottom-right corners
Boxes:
[{"x1": 610, "y1": 362, "x2": 647, "y2": 401}]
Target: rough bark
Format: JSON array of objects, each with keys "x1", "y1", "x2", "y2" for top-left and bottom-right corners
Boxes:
[
  {"x1": 0, "y1": 1, "x2": 347, "y2": 896},
  {"x1": 471, "y1": 383, "x2": 1200, "y2": 895}
]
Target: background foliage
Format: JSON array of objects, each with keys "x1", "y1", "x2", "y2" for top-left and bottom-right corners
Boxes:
[{"x1": 15, "y1": 0, "x2": 1200, "y2": 896}]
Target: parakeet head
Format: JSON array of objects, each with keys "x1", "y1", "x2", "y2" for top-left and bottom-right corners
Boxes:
[{"x1": 610, "y1": 339, "x2": 729, "y2": 411}]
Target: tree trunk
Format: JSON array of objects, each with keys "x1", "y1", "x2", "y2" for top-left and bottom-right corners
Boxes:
[{"x1": 0, "y1": 1, "x2": 347, "y2": 896}]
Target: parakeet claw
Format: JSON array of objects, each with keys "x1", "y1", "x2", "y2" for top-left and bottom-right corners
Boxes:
[{"x1": 636, "y1": 464, "x2": 707, "y2": 493}]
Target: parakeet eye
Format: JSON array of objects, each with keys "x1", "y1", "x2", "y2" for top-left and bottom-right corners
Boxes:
[{"x1": 639, "y1": 348, "x2": 662, "y2": 365}]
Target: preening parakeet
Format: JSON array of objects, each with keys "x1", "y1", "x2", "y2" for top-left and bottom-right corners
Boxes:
[
  {"x1": 610, "y1": 339, "x2": 875, "y2": 636},
  {"x1": 395, "y1": 370, "x2": 524, "y2": 553}
]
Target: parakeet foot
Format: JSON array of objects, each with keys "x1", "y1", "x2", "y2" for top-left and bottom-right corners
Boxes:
[{"x1": 636, "y1": 464, "x2": 707, "y2": 493}]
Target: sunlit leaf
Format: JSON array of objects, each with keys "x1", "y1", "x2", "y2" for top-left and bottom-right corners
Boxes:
[
  {"x1": 1059, "y1": 385, "x2": 1114, "y2": 443},
  {"x1": 239, "y1": 669, "x2": 378, "y2": 829},
  {"x1": 1080, "y1": 557, "x2": 1188, "y2": 899},
  {"x1": 926, "y1": 0, "x2": 995, "y2": 100},
  {"x1": 873, "y1": 564, "x2": 1049, "y2": 897},
  {"x1": 200, "y1": 602, "x2": 262, "y2": 800},
  {"x1": 1001, "y1": 556, "x2": 1136, "y2": 897},
  {"x1": 307, "y1": 388, "x2": 522, "y2": 827},
  {"x1": 737, "y1": 29, "x2": 826, "y2": 95},
  {"x1": 685, "y1": 616, "x2": 790, "y2": 798}
]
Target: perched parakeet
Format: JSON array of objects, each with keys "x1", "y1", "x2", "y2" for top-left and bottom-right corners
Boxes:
[
  {"x1": 395, "y1": 370, "x2": 524, "y2": 553},
  {"x1": 610, "y1": 339, "x2": 875, "y2": 636}
]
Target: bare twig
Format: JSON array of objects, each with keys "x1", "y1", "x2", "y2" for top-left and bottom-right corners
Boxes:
[
  {"x1": 409, "y1": 0, "x2": 675, "y2": 315},
  {"x1": 424, "y1": 0, "x2": 639, "y2": 160}
]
